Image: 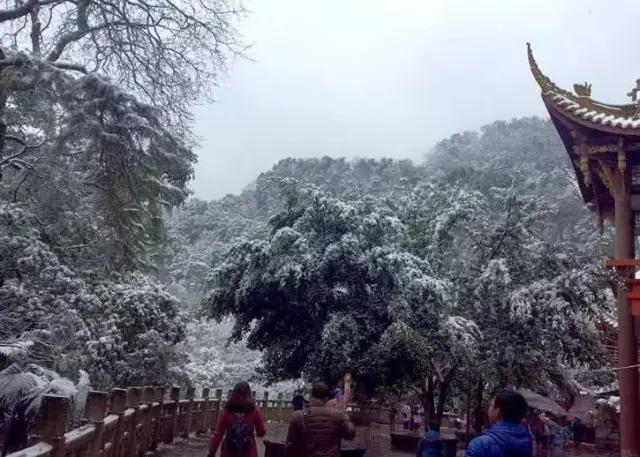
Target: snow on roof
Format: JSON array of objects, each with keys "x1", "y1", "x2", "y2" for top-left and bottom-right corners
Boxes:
[
  {"x1": 527, "y1": 43, "x2": 640, "y2": 131},
  {"x1": 546, "y1": 92, "x2": 640, "y2": 130}
]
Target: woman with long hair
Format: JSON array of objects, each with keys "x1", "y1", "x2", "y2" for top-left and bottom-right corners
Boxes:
[{"x1": 208, "y1": 382, "x2": 266, "y2": 457}]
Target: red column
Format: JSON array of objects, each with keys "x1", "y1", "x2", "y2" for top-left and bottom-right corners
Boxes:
[{"x1": 614, "y1": 168, "x2": 640, "y2": 457}]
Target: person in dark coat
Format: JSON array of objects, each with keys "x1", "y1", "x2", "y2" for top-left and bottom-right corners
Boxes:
[
  {"x1": 291, "y1": 390, "x2": 308, "y2": 411},
  {"x1": 570, "y1": 417, "x2": 587, "y2": 450},
  {"x1": 285, "y1": 382, "x2": 355, "y2": 457},
  {"x1": 465, "y1": 389, "x2": 533, "y2": 457}
]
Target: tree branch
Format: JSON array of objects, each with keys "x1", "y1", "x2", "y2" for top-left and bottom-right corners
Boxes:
[
  {"x1": 0, "y1": 0, "x2": 38, "y2": 23},
  {"x1": 0, "y1": 56, "x2": 88, "y2": 74}
]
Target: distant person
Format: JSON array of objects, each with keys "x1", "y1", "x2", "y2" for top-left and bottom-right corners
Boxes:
[
  {"x1": 412, "y1": 407, "x2": 422, "y2": 433},
  {"x1": 402, "y1": 404, "x2": 411, "y2": 430},
  {"x1": 417, "y1": 420, "x2": 442, "y2": 457},
  {"x1": 584, "y1": 411, "x2": 596, "y2": 443},
  {"x1": 285, "y1": 381, "x2": 355, "y2": 457},
  {"x1": 291, "y1": 390, "x2": 307, "y2": 411},
  {"x1": 465, "y1": 389, "x2": 533, "y2": 457},
  {"x1": 209, "y1": 381, "x2": 266, "y2": 457},
  {"x1": 570, "y1": 417, "x2": 586, "y2": 450},
  {"x1": 389, "y1": 403, "x2": 398, "y2": 432}
]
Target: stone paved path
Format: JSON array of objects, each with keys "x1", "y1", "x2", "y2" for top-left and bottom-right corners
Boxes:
[
  {"x1": 155, "y1": 423, "x2": 407, "y2": 457},
  {"x1": 154, "y1": 423, "x2": 617, "y2": 457}
]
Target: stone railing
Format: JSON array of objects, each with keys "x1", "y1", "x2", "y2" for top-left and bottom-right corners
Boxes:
[{"x1": 6, "y1": 386, "x2": 295, "y2": 457}]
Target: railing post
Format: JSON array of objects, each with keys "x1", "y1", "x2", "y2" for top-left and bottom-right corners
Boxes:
[
  {"x1": 35, "y1": 395, "x2": 70, "y2": 457},
  {"x1": 263, "y1": 392, "x2": 269, "y2": 420},
  {"x1": 139, "y1": 387, "x2": 154, "y2": 456},
  {"x1": 182, "y1": 387, "x2": 195, "y2": 438},
  {"x1": 109, "y1": 389, "x2": 128, "y2": 457},
  {"x1": 167, "y1": 387, "x2": 180, "y2": 444},
  {"x1": 214, "y1": 389, "x2": 223, "y2": 429},
  {"x1": 85, "y1": 391, "x2": 108, "y2": 457},
  {"x1": 126, "y1": 387, "x2": 142, "y2": 457},
  {"x1": 149, "y1": 387, "x2": 165, "y2": 451},
  {"x1": 277, "y1": 393, "x2": 284, "y2": 422},
  {"x1": 200, "y1": 388, "x2": 211, "y2": 434}
]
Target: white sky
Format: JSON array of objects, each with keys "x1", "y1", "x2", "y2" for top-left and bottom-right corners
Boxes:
[{"x1": 191, "y1": 0, "x2": 640, "y2": 199}]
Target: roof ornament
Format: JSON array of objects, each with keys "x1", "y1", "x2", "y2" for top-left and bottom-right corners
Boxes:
[
  {"x1": 627, "y1": 79, "x2": 640, "y2": 102},
  {"x1": 573, "y1": 82, "x2": 592, "y2": 98}
]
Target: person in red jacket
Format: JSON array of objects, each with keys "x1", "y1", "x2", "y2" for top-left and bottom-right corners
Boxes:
[{"x1": 208, "y1": 381, "x2": 266, "y2": 457}]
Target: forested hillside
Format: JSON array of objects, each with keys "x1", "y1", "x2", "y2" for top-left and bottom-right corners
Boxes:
[
  {"x1": 1, "y1": 114, "x2": 615, "y2": 405},
  {"x1": 164, "y1": 117, "x2": 616, "y2": 401}
]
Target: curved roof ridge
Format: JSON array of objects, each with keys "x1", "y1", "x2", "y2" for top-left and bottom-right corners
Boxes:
[{"x1": 526, "y1": 43, "x2": 578, "y2": 102}]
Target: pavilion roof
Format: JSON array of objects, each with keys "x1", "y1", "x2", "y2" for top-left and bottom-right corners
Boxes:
[{"x1": 527, "y1": 43, "x2": 640, "y2": 134}]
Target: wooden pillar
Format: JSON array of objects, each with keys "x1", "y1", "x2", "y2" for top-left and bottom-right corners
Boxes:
[
  {"x1": 182, "y1": 387, "x2": 196, "y2": 438},
  {"x1": 277, "y1": 393, "x2": 284, "y2": 422},
  {"x1": 126, "y1": 387, "x2": 142, "y2": 457},
  {"x1": 149, "y1": 387, "x2": 164, "y2": 451},
  {"x1": 85, "y1": 391, "x2": 108, "y2": 457},
  {"x1": 214, "y1": 389, "x2": 223, "y2": 428},
  {"x1": 140, "y1": 387, "x2": 155, "y2": 456},
  {"x1": 36, "y1": 395, "x2": 70, "y2": 457},
  {"x1": 168, "y1": 387, "x2": 180, "y2": 444},
  {"x1": 263, "y1": 391, "x2": 269, "y2": 420},
  {"x1": 614, "y1": 166, "x2": 640, "y2": 457},
  {"x1": 109, "y1": 389, "x2": 128, "y2": 457},
  {"x1": 200, "y1": 388, "x2": 211, "y2": 433}
]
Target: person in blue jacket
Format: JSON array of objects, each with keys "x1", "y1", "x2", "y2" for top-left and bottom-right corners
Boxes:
[
  {"x1": 417, "y1": 420, "x2": 442, "y2": 457},
  {"x1": 466, "y1": 389, "x2": 533, "y2": 457}
]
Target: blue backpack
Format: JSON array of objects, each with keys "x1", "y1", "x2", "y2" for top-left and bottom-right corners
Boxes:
[{"x1": 226, "y1": 413, "x2": 253, "y2": 456}]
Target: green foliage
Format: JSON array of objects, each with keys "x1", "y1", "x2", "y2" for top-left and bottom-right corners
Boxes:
[{"x1": 197, "y1": 117, "x2": 615, "y2": 412}]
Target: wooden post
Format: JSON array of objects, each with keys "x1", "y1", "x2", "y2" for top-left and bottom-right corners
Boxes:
[
  {"x1": 35, "y1": 395, "x2": 70, "y2": 457},
  {"x1": 126, "y1": 387, "x2": 142, "y2": 457},
  {"x1": 182, "y1": 387, "x2": 196, "y2": 438},
  {"x1": 168, "y1": 387, "x2": 180, "y2": 444},
  {"x1": 140, "y1": 387, "x2": 155, "y2": 456},
  {"x1": 214, "y1": 389, "x2": 223, "y2": 429},
  {"x1": 200, "y1": 388, "x2": 211, "y2": 434},
  {"x1": 613, "y1": 165, "x2": 640, "y2": 456},
  {"x1": 109, "y1": 389, "x2": 128, "y2": 457},
  {"x1": 263, "y1": 392, "x2": 269, "y2": 420},
  {"x1": 277, "y1": 393, "x2": 284, "y2": 422},
  {"x1": 85, "y1": 391, "x2": 108, "y2": 457},
  {"x1": 149, "y1": 387, "x2": 165, "y2": 451}
]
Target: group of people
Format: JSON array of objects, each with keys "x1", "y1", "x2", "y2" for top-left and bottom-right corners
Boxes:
[
  {"x1": 525, "y1": 411, "x2": 593, "y2": 455},
  {"x1": 399, "y1": 404, "x2": 425, "y2": 433},
  {"x1": 207, "y1": 381, "x2": 355, "y2": 457},
  {"x1": 207, "y1": 383, "x2": 561, "y2": 457}
]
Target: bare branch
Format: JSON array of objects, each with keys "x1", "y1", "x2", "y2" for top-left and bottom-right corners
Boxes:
[
  {"x1": 29, "y1": 4, "x2": 42, "y2": 56},
  {"x1": 0, "y1": 134, "x2": 49, "y2": 171},
  {"x1": 0, "y1": 56, "x2": 88, "y2": 73},
  {"x1": 0, "y1": 0, "x2": 39, "y2": 23}
]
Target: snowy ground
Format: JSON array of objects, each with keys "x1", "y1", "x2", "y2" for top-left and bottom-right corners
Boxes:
[{"x1": 154, "y1": 423, "x2": 618, "y2": 457}]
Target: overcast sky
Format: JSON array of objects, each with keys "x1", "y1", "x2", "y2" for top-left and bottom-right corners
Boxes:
[{"x1": 191, "y1": 0, "x2": 640, "y2": 200}]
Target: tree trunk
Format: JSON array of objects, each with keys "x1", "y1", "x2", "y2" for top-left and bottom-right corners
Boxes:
[
  {"x1": 435, "y1": 369, "x2": 456, "y2": 426},
  {"x1": 420, "y1": 376, "x2": 435, "y2": 430},
  {"x1": 473, "y1": 378, "x2": 484, "y2": 434},
  {"x1": 0, "y1": 47, "x2": 7, "y2": 163},
  {"x1": 465, "y1": 386, "x2": 472, "y2": 446}
]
